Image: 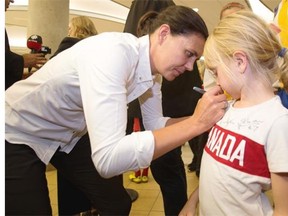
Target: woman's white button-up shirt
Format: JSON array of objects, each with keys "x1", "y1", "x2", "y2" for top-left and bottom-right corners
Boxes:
[{"x1": 5, "y1": 33, "x2": 169, "y2": 178}]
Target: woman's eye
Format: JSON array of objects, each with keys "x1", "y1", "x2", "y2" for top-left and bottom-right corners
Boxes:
[{"x1": 186, "y1": 51, "x2": 195, "y2": 58}]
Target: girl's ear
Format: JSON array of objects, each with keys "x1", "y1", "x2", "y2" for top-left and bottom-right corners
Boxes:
[
  {"x1": 233, "y1": 51, "x2": 247, "y2": 74},
  {"x1": 158, "y1": 24, "x2": 170, "y2": 45}
]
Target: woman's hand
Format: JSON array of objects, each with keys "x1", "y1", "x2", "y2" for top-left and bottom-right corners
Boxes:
[{"x1": 191, "y1": 85, "x2": 227, "y2": 132}]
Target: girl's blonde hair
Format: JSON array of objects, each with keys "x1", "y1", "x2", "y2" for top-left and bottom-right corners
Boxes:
[
  {"x1": 204, "y1": 10, "x2": 288, "y2": 86},
  {"x1": 69, "y1": 16, "x2": 98, "y2": 39}
]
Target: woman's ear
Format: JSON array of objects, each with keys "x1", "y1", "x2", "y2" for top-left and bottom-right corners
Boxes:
[
  {"x1": 158, "y1": 24, "x2": 170, "y2": 45},
  {"x1": 233, "y1": 51, "x2": 247, "y2": 74}
]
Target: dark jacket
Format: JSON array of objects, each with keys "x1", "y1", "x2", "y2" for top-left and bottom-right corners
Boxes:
[
  {"x1": 5, "y1": 30, "x2": 24, "y2": 90},
  {"x1": 161, "y1": 64, "x2": 203, "y2": 118},
  {"x1": 50, "y1": 37, "x2": 81, "y2": 59}
]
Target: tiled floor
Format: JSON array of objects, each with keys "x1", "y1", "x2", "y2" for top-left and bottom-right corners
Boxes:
[
  {"x1": 46, "y1": 143, "x2": 274, "y2": 216},
  {"x1": 46, "y1": 143, "x2": 198, "y2": 216}
]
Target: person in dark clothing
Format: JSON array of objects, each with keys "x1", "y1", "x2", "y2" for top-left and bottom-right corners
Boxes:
[
  {"x1": 50, "y1": 16, "x2": 98, "y2": 59},
  {"x1": 5, "y1": 30, "x2": 25, "y2": 90},
  {"x1": 124, "y1": 1, "x2": 204, "y2": 214},
  {"x1": 150, "y1": 65, "x2": 204, "y2": 215},
  {"x1": 124, "y1": 0, "x2": 175, "y2": 36},
  {"x1": 50, "y1": 37, "x2": 80, "y2": 58},
  {"x1": 5, "y1": 0, "x2": 47, "y2": 90}
]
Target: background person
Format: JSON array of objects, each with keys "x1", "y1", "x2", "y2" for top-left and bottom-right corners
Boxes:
[
  {"x1": 152, "y1": 62, "x2": 203, "y2": 215},
  {"x1": 123, "y1": 0, "x2": 175, "y2": 36},
  {"x1": 50, "y1": 16, "x2": 98, "y2": 58},
  {"x1": 5, "y1": 0, "x2": 47, "y2": 90}
]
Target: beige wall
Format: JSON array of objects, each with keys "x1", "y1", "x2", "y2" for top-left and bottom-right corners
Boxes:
[{"x1": 5, "y1": 10, "x2": 125, "y2": 55}]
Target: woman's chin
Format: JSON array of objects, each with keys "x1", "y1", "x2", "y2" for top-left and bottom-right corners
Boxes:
[{"x1": 165, "y1": 76, "x2": 176, "y2": 81}]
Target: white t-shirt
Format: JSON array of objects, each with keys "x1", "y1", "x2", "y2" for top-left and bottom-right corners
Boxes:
[
  {"x1": 5, "y1": 33, "x2": 169, "y2": 178},
  {"x1": 199, "y1": 97, "x2": 288, "y2": 216}
]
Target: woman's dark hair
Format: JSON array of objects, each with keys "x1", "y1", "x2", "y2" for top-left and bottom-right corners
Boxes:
[
  {"x1": 137, "y1": 11, "x2": 159, "y2": 37},
  {"x1": 149, "y1": 5, "x2": 209, "y2": 39}
]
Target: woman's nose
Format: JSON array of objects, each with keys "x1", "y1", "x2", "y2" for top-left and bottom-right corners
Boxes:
[{"x1": 185, "y1": 59, "x2": 195, "y2": 71}]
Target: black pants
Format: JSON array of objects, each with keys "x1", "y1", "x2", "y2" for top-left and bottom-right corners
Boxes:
[
  {"x1": 57, "y1": 171, "x2": 92, "y2": 215},
  {"x1": 150, "y1": 146, "x2": 187, "y2": 216},
  {"x1": 5, "y1": 135, "x2": 131, "y2": 215}
]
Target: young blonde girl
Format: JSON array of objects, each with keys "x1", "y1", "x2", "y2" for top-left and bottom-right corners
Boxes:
[{"x1": 199, "y1": 11, "x2": 288, "y2": 215}]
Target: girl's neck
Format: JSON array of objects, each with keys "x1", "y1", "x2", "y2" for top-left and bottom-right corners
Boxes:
[{"x1": 234, "y1": 84, "x2": 275, "y2": 108}]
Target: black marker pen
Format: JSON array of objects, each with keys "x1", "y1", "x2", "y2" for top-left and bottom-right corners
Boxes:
[{"x1": 193, "y1": 86, "x2": 206, "y2": 94}]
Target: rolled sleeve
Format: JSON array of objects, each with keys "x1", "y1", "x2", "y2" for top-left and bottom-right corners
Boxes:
[
  {"x1": 93, "y1": 131, "x2": 155, "y2": 178},
  {"x1": 134, "y1": 131, "x2": 155, "y2": 168}
]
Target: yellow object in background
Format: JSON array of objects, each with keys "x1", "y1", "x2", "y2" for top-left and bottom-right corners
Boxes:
[{"x1": 274, "y1": 0, "x2": 288, "y2": 48}]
